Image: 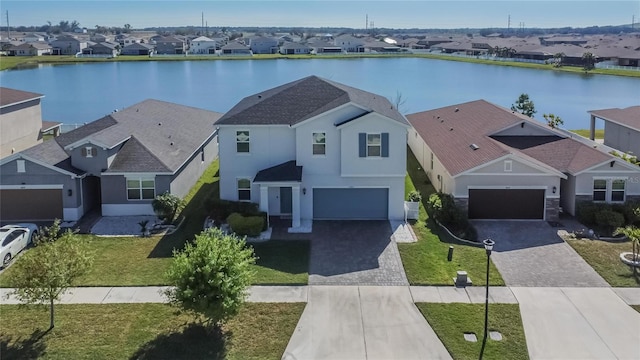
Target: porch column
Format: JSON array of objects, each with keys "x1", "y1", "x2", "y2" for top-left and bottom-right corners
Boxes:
[
  {"x1": 589, "y1": 115, "x2": 596, "y2": 140},
  {"x1": 291, "y1": 184, "x2": 301, "y2": 228},
  {"x1": 259, "y1": 185, "x2": 269, "y2": 213}
]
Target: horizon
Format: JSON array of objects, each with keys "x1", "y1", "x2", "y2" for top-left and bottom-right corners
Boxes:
[{"x1": 1, "y1": 1, "x2": 638, "y2": 31}]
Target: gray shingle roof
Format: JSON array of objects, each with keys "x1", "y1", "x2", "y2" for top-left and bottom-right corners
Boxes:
[
  {"x1": 215, "y1": 76, "x2": 408, "y2": 126},
  {"x1": 589, "y1": 106, "x2": 640, "y2": 132},
  {"x1": 107, "y1": 136, "x2": 171, "y2": 172},
  {"x1": 0, "y1": 87, "x2": 43, "y2": 107},
  {"x1": 21, "y1": 138, "x2": 84, "y2": 175},
  {"x1": 254, "y1": 160, "x2": 302, "y2": 182}
]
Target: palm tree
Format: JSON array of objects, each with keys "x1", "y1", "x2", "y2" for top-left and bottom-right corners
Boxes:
[
  {"x1": 614, "y1": 226, "x2": 640, "y2": 276},
  {"x1": 582, "y1": 52, "x2": 596, "y2": 72}
]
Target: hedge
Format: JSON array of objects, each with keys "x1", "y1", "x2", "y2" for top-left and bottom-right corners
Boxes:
[{"x1": 227, "y1": 212, "x2": 265, "y2": 237}]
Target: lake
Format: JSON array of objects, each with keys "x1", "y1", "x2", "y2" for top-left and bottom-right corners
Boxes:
[{"x1": 0, "y1": 57, "x2": 638, "y2": 129}]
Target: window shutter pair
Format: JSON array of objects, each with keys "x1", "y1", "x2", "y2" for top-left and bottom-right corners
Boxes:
[{"x1": 358, "y1": 133, "x2": 389, "y2": 157}]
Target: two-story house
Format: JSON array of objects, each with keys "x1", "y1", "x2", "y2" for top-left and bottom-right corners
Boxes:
[
  {"x1": 215, "y1": 76, "x2": 410, "y2": 232},
  {"x1": 0, "y1": 100, "x2": 221, "y2": 222},
  {"x1": 248, "y1": 36, "x2": 279, "y2": 54},
  {"x1": 189, "y1": 36, "x2": 219, "y2": 54},
  {"x1": 0, "y1": 87, "x2": 46, "y2": 158},
  {"x1": 50, "y1": 35, "x2": 86, "y2": 55}
]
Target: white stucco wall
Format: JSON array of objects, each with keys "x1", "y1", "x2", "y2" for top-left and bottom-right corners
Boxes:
[
  {"x1": 407, "y1": 128, "x2": 453, "y2": 193},
  {"x1": 574, "y1": 161, "x2": 640, "y2": 201}
]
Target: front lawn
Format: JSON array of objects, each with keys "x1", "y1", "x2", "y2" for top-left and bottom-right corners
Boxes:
[
  {"x1": 399, "y1": 148, "x2": 504, "y2": 286},
  {"x1": 417, "y1": 303, "x2": 529, "y2": 360},
  {"x1": 567, "y1": 239, "x2": 639, "y2": 287},
  {"x1": 251, "y1": 240, "x2": 310, "y2": 285},
  {"x1": 0, "y1": 302, "x2": 304, "y2": 360}
]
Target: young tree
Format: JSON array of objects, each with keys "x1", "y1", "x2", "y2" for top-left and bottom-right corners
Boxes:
[
  {"x1": 613, "y1": 225, "x2": 640, "y2": 275},
  {"x1": 511, "y1": 93, "x2": 537, "y2": 118},
  {"x1": 543, "y1": 113, "x2": 564, "y2": 129},
  {"x1": 552, "y1": 52, "x2": 565, "y2": 67},
  {"x1": 390, "y1": 90, "x2": 407, "y2": 113},
  {"x1": 582, "y1": 52, "x2": 596, "y2": 72},
  {"x1": 152, "y1": 192, "x2": 184, "y2": 224},
  {"x1": 6, "y1": 232, "x2": 94, "y2": 329},
  {"x1": 165, "y1": 228, "x2": 256, "y2": 325}
]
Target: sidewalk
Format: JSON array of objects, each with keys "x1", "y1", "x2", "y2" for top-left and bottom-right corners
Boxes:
[{"x1": 2, "y1": 285, "x2": 639, "y2": 305}]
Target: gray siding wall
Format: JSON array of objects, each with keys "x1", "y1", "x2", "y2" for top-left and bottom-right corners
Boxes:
[
  {"x1": 604, "y1": 121, "x2": 640, "y2": 157},
  {"x1": 0, "y1": 99, "x2": 43, "y2": 158},
  {"x1": 0, "y1": 159, "x2": 81, "y2": 208},
  {"x1": 70, "y1": 143, "x2": 120, "y2": 176},
  {"x1": 169, "y1": 134, "x2": 218, "y2": 198},
  {"x1": 102, "y1": 174, "x2": 169, "y2": 205}
]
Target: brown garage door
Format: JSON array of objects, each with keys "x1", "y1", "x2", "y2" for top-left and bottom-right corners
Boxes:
[
  {"x1": 468, "y1": 189, "x2": 544, "y2": 220},
  {"x1": 0, "y1": 189, "x2": 63, "y2": 221}
]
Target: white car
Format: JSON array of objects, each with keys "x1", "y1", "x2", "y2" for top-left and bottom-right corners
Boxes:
[{"x1": 0, "y1": 223, "x2": 38, "y2": 268}]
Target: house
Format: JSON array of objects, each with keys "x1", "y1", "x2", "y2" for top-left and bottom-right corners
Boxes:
[
  {"x1": 189, "y1": 36, "x2": 219, "y2": 54},
  {"x1": 0, "y1": 100, "x2": 222, "y2": 222},
  {"x1": 214, "y1": 76, "x2": 410, "y2": 231},
  {"x1": 334, "y1": 35, "x2": 365, "y2": 53},
  {"x1": 82, "y1": 42, "x2": 119, "y2": 57},
  {"x1": 248, "y1": 36, "x2": 279, "y2": 54},
  {"x1": 153, "y1": 36, "x2": 186, "y2": 54},
  {"x1": 588, "y1": 106, "x2": 640, "y2": 157},
  {"x1": 279, "y1": 42, "x2": 311, "y2": 55},
  {"x1": 308, "y1": 39, "x2": 343, "y2": 54},
  {"x1": 90, "y1": 34, "x2": 108, "y2": 43},
  {"x1": 221, "y1": 41, "x2": 252, "y2": 55},
  {"x1": 7, "y1": 42, "x2": 53, "y2": 56},
  {"x1": 0, "y1": 88, "x2": 45, "y2": 158},
  {"x1": 50, "y1": 35, "x2": 86, "y2": 55},
  {"x1": 120, "y1": 43, "x2": 154, "y2": 56},
  {"x1": 407, "y1": 100, "x2": 640, "y2": 220},
  {"x1": 23, "y1": 33, "x2": 48, "y2": 43}
]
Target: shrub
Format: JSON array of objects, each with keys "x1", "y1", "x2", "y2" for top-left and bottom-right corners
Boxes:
[
  {"x1": 407, "y1": 190, "x2": 422, "y2": 202},
  {"x1": 425, "y1": 192, "x2": 476, "y2": 240},
  {"x1": 576, "y1": 201, "x2": 601, "y2": 225},
  {"x1": 152, "y1": 192, "x2": 184, "y2": 224},
  {"x1": 595, "y1": 209, "x2": 625, "y2": 233},
  {"x1": 206, "y1": 199, "x2": 260, "y2": 223},
  {"x1": 227, "y1": 212, "x2": 264, "y2": 237}
]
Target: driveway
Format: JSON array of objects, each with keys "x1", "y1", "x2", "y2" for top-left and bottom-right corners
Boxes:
[
  {"x1": 283, "y1": 286, "x2": 452, "y2": 360},
  {"x1": 473, "y1": 221, "x2": 608, "y2": 287},
  {"x1": 308, "y1": 221, "x2": 408, "y2": 286},
  {"x1": 513, "y1": 287, "x2": 640, "y2": 360}
]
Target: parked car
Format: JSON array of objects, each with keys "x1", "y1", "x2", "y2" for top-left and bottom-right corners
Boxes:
[{"x1": 0, "y1": 223, "x2": 38, "y2": 268}]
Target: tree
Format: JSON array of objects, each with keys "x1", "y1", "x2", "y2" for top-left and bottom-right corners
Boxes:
[
  {"x1": 165, "y1": 228, "x2": 256, "y2": 325},
  {"x1": 511, "y1": 93, "x2": 537, "y2": 118},
  {"x1": 390, "y1": 90, "x2": 407, "y2": 113},
  {"x1": 582, "y1": 52, "x2": 596, "y2": 72},
  {"x1": 6, "y1": 231, "x2": 93, "y2": 329},
  {"x1": 152, "y1": 192, "x2": 184, "y2": 224},
  {"x1": 123, "y1": 24, "x2": 132, "y2": 33},
  {"x1": 552, "y1": 52, "x2": 565, "y2": 67},
  {"x1": 613, "y1": 225, "x2": 640, "y2": 276},
  {"x1": 543, "y1": 113, "x2": 564, "y2": 129}
]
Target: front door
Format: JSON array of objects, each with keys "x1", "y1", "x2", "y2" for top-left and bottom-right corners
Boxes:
[{"x1": 280, "y1": 187, "x2": 292, "y2": 214}]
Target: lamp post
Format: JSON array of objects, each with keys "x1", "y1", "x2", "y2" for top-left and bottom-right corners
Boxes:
[{"x1": 479, "y1": 238, "x2": 494, "y2": 360}]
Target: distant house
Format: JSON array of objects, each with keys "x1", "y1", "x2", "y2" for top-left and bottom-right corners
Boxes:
[
  {"x1": 189, "y1": 36, "x2": 218, "y2": 54},
  {"x1": 121, "y1": 43, "x2": 154, "y2": 56},
  {"x1": 0, "y1": 87, "x2": 47, "y2": 158},
  {"x1": 23, "y1": 33, "x2": 47, "y2": 43},
  {"x1": 0, "y1": 100, "x2": 222, "y2": 222},
  {"x1": 334, "y1": 35, "x2": 365, "y2": 53},
  {"x1": 221, "y1": 41, "x2": 252, "y2": 55},
  {"x1": 248, "y1": 36, "x2": 279, "y2": 54},
  {"x1": 50, "y1": 35, "x2": 87, "y2": 55},
  {"x1": 8, "y1": 42, "x2": 52, "y2": 56},
  {"x1": 279, "y1": 42, "x2": 311, "y2": 55},
  {"x1": 90, "y1": 34, "x2": 108, "y2": 43},
  {"x1": 82, "y1": 42, "x2": 119, "y2": 57},
  {"x1": 407, "y1": 100, "x2": 640, "y2": 220},
  {"x1": 540, "y1": 36, "x2": 588, "y2": 46},
  {"x1": 308, "y1": 40, "x2": 342, "y2": 54},
  {"x1": 589, "y1": 106, "x2": 640, "y2": 158},
  {"x1": 153, "y1": 36, "x2": 186, "y2": 54}
]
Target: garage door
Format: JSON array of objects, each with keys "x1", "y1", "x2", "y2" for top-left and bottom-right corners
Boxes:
[
  {"x1": 0, "y1": 189, "x2": 63, "y2": 221},
  {"x1": 313, "y1": 188, "x2": 388, "y2": 220},
  {"x1": 468, "y1": 189, "x2": 544, "y2": 220}
]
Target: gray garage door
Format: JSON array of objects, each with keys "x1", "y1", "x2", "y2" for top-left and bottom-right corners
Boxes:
[
  {"x1": 313, "y1": 188, "x2": 388, "y2": 220},
  {"x1": 468, "y1": 189, "x2": 545, "y2": 220},
  {"x1": 0, "y1": 188, "x2": 63, "y2": 221}
]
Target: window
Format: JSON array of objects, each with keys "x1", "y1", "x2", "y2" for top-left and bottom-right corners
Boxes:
[
  {"x1": 16, "y1": 160, "x2": 25, "y2": 173},
  {"x1": 367, "y1": 134, "x2": 381, "y2": 157},
  {"x1": 611, "y1": 179, "x2": 625, "y2": 202},
  {"x1": 504, "y1": 160, "x2": 513, "y2": 172},
  {"x1": 593, "y1": 179, "x2": 607, "y2": 201},
  {"x1": 238, "y1": 178, "x2": 251, "y2": 201},
  {"x1": 312, "y1": 132, "x2": 326, "y2": 155},
  {"x1": 82, "y1": 146, "x2": 97, "y2": 158},
  {"x1": 127, "y1": 178, "x2": 155, "y2": 200},
  {"x1": 236, "y1": 131, "x2": 250, "y2": 153}
]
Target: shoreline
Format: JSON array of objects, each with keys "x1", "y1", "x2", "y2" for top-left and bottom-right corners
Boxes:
[{"x1": 2, "y1": 53, "x2": 639, "y2": 78}]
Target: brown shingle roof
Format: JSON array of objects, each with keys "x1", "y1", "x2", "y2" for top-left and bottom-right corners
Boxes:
[
  {"x1": 0, "y1": 87, "x2": 43, "y2": 107},
  {"x1": 589, "y1": 106, "x2": 640, "y2": 132}
]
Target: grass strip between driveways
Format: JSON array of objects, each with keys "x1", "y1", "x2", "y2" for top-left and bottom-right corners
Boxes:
[
  {"x1": 566, "y1": 239, "x2": 640, "y2": 287},
  {"x1": 417, "y1": 303, "x2": 529, "y2": 360},
  {"x1": 0, "y1": 302, "x2": 304, "y2": 360},
  {"x1": 399, "y1": 148, "x2": 505, "y2": 286}
]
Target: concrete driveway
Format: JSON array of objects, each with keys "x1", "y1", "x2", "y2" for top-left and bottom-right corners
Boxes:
[
  {"x1": 513, "y1": 287, "x2": 640, "y2": 360},
  {"x1": 473, "y1": 221, "x2": 608, "y2": 287},
  {"x1": 282, "y1": 286, "x2": 452, "y2": 360},
  {"x1": 309, "y1": 221, "x2": 408, "y2": 286}
]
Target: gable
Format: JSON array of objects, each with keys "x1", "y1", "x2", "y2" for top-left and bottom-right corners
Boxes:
[
  {"x1": 491, "y1": 122, "x2": 556, "y2": 136},
  {"x1": 579, "y1": 159, "x2": 640, "y2": 174},
  {"x1": 465, "y1": 155, "x2": 557, "y2": 176}
]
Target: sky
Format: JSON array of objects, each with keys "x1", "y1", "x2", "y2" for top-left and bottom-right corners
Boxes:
[{"x1": 0, "y1": 1, "x2": 638, "y2": 30}]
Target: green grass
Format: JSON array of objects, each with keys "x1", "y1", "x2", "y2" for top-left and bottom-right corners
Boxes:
[
  {"x1": 251, "y1": 240, "x2": 310, "y2": 285},
  {"x1": 398, "y1": 147, "x2": 505, "y2": 286},
  {"x1": 0, "y1": 302, "x2": 304, "y2": 360},
  {"x1": 3, "y1": 54, "x2": 639, "y2": 77},
  {"x1": 570, "y1": 129, "x2": 604, "y2": 139},
  {"x1": 417, "y1": 303, "x2": 529, "y2": 360},
  {"x1": 566, "y1": 239, "x2": 639, "y2": 287}
]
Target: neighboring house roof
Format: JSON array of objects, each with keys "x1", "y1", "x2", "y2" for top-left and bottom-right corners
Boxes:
[
  {"x1": 221, "y1": 41, "x2": 250, "y2": 50},
  {"x1": 254, "y1": 160, "x2": 303, "y2": 182},
  {"x1": 192, "y1": 36, "x2": 215, "y2": 42},
  {"x1": 10, "y1": 42, "x2": 52, "y2": 50},
  {"x1": 407, "y1": 100, "x2": 615, "y2": 176},
  {"x1": 0, "y1": 87, "x2": 44, "y2": 108},
  {"x1": 20, "y1": 136, "x2": 84, "y2": 175},
  {"x1": 122, "y1": 43, "x2": 154, "y2": 50},
  {"x1": 41, "y1": 121, "x2": 62, "y2": 132},
  {"x1": 215, "y1": 76, "x2": 408, "y2": 126},
  {"x1": 280, "y1": 42, "x2": 310, "y2": 50},
  {"x1": 589, "y1": 106, "x2": 640, "y2": 132}
]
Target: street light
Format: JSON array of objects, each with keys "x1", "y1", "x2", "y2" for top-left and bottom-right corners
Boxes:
[{"x1": 479, "y1": 238, "x2": 495, "y2": 360}]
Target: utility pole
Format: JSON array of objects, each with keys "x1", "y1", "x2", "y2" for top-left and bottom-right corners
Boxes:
[
  {"x1": 201, "y1": 12, "x2": 204, "y2": 35},
  {"x1": 6, "y1": 11, "x2": 10, "y2": 40},
  {"x1": 508, "y1": 14, "x2": 511, "y2": 31},
  {"x1": 633, "y1": 15, "x2": 636, "y2": 30},
  {"x1": 366, "y1": 14, "x2": 368, "y2": 30}
]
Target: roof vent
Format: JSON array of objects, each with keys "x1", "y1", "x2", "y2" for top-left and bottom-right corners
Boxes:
[
  {"x1": 450, "y1": 127, "x2": 454, "y2": 131},
  {"x1": 470, "y1": 143, "x2": 479, "y2": 150},
  {"x1": 170, "y1": 142, "x2": 174, "y2": 146},
  {"x1": 158, "y1": 123, "x2": 162, "y2": 126},
  {"x1": 455, "y1": 108, "x2": 459, "y2": 112},
  {"x1": 258, "y1": 95, "x2": 262, "y2": 99}
]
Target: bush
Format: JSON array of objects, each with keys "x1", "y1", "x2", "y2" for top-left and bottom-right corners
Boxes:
[
  {"x1": 426, "y1": 192, "x2": 476, "y2": 240},
  {"x1": 152, "y1": 192, "x2": 184, "y2": 224},
  {"x1": 595, "y1": 209, "x2": 625, "y2": 233},
  {"x1": 206, "y1": 199, "x2": 260, "y2": 222},
  {"x1": 407, "y1": 190, "x2": 422, "y2": 202},
  {"x1": 576, "y1": 201, "x2": 601, "y2": 226},
  {"x1": 227, "y1": 212, "x2": 265, "y2": 237}
]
